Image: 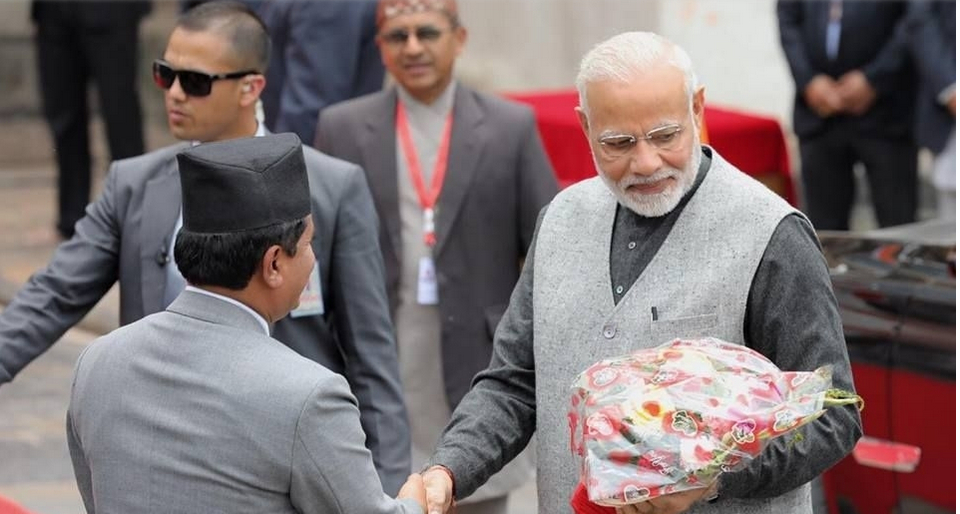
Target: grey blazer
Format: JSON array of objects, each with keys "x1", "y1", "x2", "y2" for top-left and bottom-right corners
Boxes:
[
  {"x1": 67, "y1": 290, "x2": 421, "y2": 514},
  {"x1": 0, "y1": 140, "x2": 411, "y2": 494},
  {"x1": 316, "y1": 86, "x2": 558, "y2": 409}
]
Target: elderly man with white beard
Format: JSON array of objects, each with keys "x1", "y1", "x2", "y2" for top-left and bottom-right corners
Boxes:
[{"x1": 417, "y1": 31, "x2": 862, "y2": 514}]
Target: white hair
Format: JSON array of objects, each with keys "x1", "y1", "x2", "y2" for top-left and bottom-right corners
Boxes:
[{"x1": 575, "y1": 32, "x2": 699, "y2": 115}]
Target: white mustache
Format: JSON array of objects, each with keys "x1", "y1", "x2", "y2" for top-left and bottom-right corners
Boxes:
[{"x1": 619, "y1": 168, "x2": 681, "y2": 189}]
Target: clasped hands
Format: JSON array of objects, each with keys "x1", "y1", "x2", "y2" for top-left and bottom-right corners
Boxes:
[
  {"x1": 396, "y1": 467, "x2": 455, "y2": 514},
  {"x1": 400, "y1": 467, "x2": 717, "y2": 514},
  {"x1": 804, "y1": 71, "x2": 877, "y2": 118}
]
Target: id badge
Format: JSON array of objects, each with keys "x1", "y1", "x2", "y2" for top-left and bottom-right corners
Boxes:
[
  {"x1": 417, "y1": 256, "x2": 439, "y2": 305},
  {"x1": 290, "y1": 265, "x2": 325, "y2": 317}
]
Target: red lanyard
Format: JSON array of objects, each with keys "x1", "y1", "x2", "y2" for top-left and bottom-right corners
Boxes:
[{"x1": 396, "y1": 100, "x2": 453, "y2": 247}]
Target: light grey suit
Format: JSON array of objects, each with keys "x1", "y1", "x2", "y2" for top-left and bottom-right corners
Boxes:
[
  {"x1": 0, "y1": 140, "x2": 411, "y2": 494},
  {"x1": 67, "y1": 289, "x2": 421, "y2": 514}
]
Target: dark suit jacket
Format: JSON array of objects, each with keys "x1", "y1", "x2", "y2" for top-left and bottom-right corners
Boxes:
[
  {"x1": 777, "y1": 0, "x2": 916, "y2": 139},
  {"x1": 901, "y1": 0, "x2": 955, "y2": 153},
  {"x1": 260, "y1": 0, "x2": 384, "y2": 146},
  {"x1": 316, "y1": 86, "x2": 558, "y2": 408},
  {"x1": 0, "y1": 141, "x2": 411, "y2": 495},
  {"x1": 68, "y1": 290, "x2": 421, "y2": 514}
]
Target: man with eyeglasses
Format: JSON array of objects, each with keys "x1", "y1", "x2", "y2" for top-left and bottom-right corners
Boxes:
[
  {"x1": 315, "y1": 0, "x2": 558, "y2": 512},
  {"x1": 0, "y1": 0, "x2": 412, "y2": 497},
  {"x1": 418, "y1": 32, "x2": 862, "y2": 514}
]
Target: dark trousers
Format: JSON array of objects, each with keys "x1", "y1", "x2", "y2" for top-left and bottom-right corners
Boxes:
[
  {"x1": 35, "y1": 6, "x2": 145, "y2": 238},
  {"x1": 799, "y1": 127, "x2": 918, "y2": 231}
]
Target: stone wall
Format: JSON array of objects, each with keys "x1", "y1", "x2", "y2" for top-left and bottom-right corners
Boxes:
[
  {"x1": 455, "y1": 0, "x2": 660, "y2": 94},
  {"x1": 0, "y1": 0, "x2": 796, "y2": 162}
]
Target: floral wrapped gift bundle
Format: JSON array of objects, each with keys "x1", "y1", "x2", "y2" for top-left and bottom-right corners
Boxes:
[{"x1": 568, "y1": 337, "x2": 863, "y2": 508}]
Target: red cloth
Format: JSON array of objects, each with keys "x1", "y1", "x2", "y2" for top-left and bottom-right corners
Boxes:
[
  {"x1": 570, "y1": 481, "x2": 617, "y2": 514},
  {"x1": 504, "y1": 90, "x2": 796, "y2": 206},
  {"x1": 0, "y1": 496, "x2": 35, "y2": 514}
]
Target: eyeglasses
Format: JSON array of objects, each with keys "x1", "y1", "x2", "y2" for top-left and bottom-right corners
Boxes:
[
  {"x1": 379, "y1": 26, "x2": 447, "y2": 47},
  {"x1": 152, "y1": 60, "x2": 258, "y2": 97},
  {"x1": 597, "y1": 124, "x2": 685, "y2": 160}
]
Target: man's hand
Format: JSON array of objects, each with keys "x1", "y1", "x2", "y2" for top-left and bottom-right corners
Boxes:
[
  {"x1": 947, "y1": 91, "x2": 956, "y2": 118},
  {"x1": 397, "y1": 473, "x2": 427, "y2": 513},
  {"x1": 837, "y1": 70, "x2": 877, "y2": 116},
  {"x1": 804, "y1": 74, "x2": 843, "y2": 118},
  {"x1": 614, "y1": 481, "x2": 718, "y2": 514},
  {"x1": 423, "y1": 466, "x2": 454, "y2": 514}
]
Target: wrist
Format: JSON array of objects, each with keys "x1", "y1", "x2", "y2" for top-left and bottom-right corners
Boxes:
[{"x1": 426, "y1": 465, "x2": 457, "y2": 500}]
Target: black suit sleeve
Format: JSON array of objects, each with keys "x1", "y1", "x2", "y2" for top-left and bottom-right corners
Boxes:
[
  {"x1": 859, "y1": 3, "x2": 911, "y2": 98},
  {"x1": 777, "y1": 1, "x2": 819, "y2": 92}
]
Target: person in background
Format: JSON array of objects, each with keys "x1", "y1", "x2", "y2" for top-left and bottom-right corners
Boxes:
[
  {"x1": 0, "y1": 1, "x2": 411, "y2": 495},
  {"x1": 31, "y1": 0, "x2": 149, "y2": 239},
  {"x1": 418, "y1": 31, "x2": 862, "y2": 514},
  {"x1": 260, "y1": 0, "x2": 385, "y2": 145},
  {"x1": 777, "y1": 0, "x2": 917, "y2": 230},
  {"x1": 900, "y1": 0, "x2": 955, "y2": 220},
  {"x1": 316, "y1": 0, "x2": 558, "y2": 512},
  {"x1": 66, "y1": 133, "x2": 426, "y2": 514}
]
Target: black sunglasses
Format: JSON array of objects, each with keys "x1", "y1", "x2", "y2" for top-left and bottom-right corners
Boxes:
[{"x1": 152, "y1": 59, "x2": 258, "y2": 97}]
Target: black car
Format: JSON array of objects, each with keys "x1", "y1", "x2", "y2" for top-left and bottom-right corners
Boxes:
[{"x1": 819, "y1": 219, "x2": 955, "y2": 514}]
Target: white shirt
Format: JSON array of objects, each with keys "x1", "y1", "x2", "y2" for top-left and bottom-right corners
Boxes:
[{"x1": 184, "y1": 285, "x2": 270, "y2": 335}]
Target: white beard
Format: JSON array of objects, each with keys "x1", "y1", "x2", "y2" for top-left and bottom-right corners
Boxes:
[{"x1": 597, "y1": 137, "x2": 702, "y2": 218}]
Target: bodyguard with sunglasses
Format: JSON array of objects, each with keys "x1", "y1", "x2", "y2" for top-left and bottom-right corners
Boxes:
[
  {"x1": 316, "y1": 1, "x2": 558, "y2": 513},
  {"x1": 0, "y1": 0, "x2": 412, "y2": 497}
]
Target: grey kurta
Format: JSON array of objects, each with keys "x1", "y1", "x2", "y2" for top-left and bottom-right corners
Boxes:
[{"x1": 67, "y1": 290, "x2": 420, "y2": 514}]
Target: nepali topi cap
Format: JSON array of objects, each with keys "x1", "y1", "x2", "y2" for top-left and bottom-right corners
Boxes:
[
  {"x1": 176, "y1": 133, "x2": 311, "y2": 234},
  {"x1": 376, "y1": 0, "x2": 459, "y2": 28}
]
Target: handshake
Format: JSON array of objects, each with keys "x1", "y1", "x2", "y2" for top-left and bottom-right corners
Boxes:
[{"x1": 397, "y1": 466, "x2": 457, "y2": 514}]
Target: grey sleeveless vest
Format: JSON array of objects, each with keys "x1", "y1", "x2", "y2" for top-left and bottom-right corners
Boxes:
[{"x1": 531, "y1": 152, "x2": 808, "y2": 514}]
